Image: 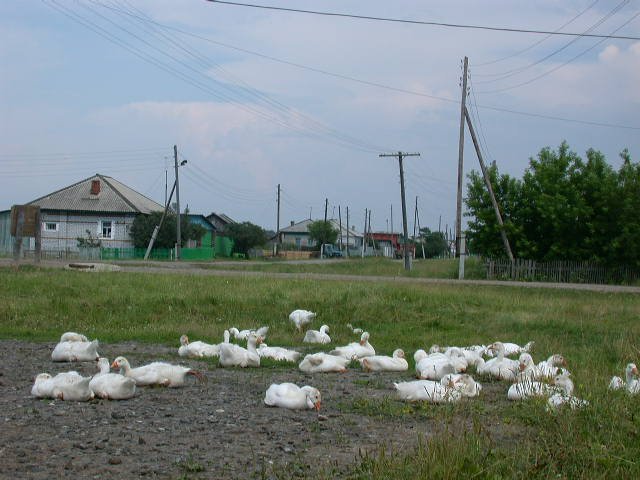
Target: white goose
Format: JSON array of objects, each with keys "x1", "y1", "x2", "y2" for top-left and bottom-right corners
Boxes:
[
  {"x1": 359, "y1": 349, "x2": 408, "y2": 372},
  {"x1": 303, "y1": 325, "x2": 331, "y2": 344},
  {"x1": 229, "y1": 326, "x2": 269, "y2": 341},
  {"x1": 218, "y1": 332, "x2": 261, "y2": 367},
  {"x1": 264, "y1": 383, "x2": 322, "y2": 411},
  {"x1": 178, "y1": 334, "x2": 220, "y2": 358},
  {"x1": 330, "y1": 331, "x2": 375, "y2": 360},
  {"x1": 60, "y1": 332, "x2": 88, "y2": 342},
  {"x1": 289, "y1": 310, "x2": 316, "y2": 331},
  {"x1": 299, "y1": 352, "x2": 349, "y2": 373},
  {"x1": 507, "y1": 378, "x2": 553, "y2": 400},
  {"x1": 346, "y1": 323, "x2": 363, "y2": 334},
  {"x1": 547, "y1": 372, "x2": 589, "y2": 410},
  {"x1": 394, "y1": 378, "x2": 462, "y2": 403},
  {"x1": 111, "y1": 357, "x2": 205, "y2": 387},
  {"x1": 51, "y1": 339, "x2": 100, "y2": 362},
  {"x1": 486, "y1": 341, "x2": 534, "y2": 357},
  {"x1": 90, "y1": 357, "x2": 136, "y2": 400},
  {"x1": 31, "y1": 371, "x2": 94, "y2": 401},
  {"x1": 441, "y1": 373, "x2": 483, "y2": 397},
  {"x1": 476, "y1": 342, "x2": 520, "y2": 381},
  {"x1": 537, "y1": 354, "x2": 568, "y2": 379},
  {"x1": 515, "y1": 353, "x2": 544, "y2": 382},
  {"x1": 415, "y1": 352, "x2": 458, "y2": 380},
  {"x1": 609, "y1": 363, "x2": 640, "y2": 393},
  {"x1": 257, "y1": 343, "x2": 301, "y2": 362}
]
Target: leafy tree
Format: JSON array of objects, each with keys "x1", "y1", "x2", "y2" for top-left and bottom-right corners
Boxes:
[
  {"x1": 417, "y1": 227, "x2": 449, "y2": 258},
  {"x1": 76, "y1": 229, "x2": 101, "y2": 248},
  {"x1": 612, "y1": 150, "x2": 640, "y2": 269},
  {"x1": 130, "y1": 211, "x2": 206, "y2": 249},
  {"x1": 224, "y1": 222, "x2": 267, "y2": 255},
  {"x1": 307, "y1": 220, "x2": 338, "y2": 248}
]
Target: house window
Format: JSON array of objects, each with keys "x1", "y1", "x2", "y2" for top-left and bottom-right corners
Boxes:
[
  {"x1": 100, "y1": 220, "x2": 113, "y2": 239},
  {"x1": 44, "y1": 222, "x2": 58, "y2": 232}
]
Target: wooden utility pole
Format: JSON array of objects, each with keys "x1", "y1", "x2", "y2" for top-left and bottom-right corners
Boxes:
[
  {"x1": 464, "y1": 107, "x2": 514, "y2": 262},
  {"x1": 324, "y1": 198, "x2": 328, "y2": 222},
  {"x1": 276, "y1": 184, "x2": 281, "y2": 246},
  {"x1": 362, "y1": 208, "x2": 367, "y2": 257},
  {"x1": 346, "y1": 206, "x2": 350, "y2": 258},
  {"x1": 338, "y1": 205, "x2": 343, "y2": 251},
  {"x1": 456, "y1": 56, "x2": 468, "y2": 258},
  {"x1": 174, "y1": 145, "x2": 182, "y2": 261},
  {"x1": 390, "y1": 204, "x2": 394, "y2": 233},
  {"x1": 413, "y1": 196, "x2": 418, "y2": 238},
  {"x1": 380, "y1": 151, "x2": 421, "y2": 271}
]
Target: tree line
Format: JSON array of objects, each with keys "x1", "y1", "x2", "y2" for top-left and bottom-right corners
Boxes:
[{"x1": 465, "y1": 142, "x2": 640, "y2": 268}]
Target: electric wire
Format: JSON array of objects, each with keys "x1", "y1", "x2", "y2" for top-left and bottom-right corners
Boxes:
[
  {"x1": 473, "y1": 0, "x2": 601, "y2": 67},
  {"x1": 205, "y1": 0, "x2": 640, "y2": 41},
  {"x1": 77, "y1": 1, "x2": 640, "y2": 131}
]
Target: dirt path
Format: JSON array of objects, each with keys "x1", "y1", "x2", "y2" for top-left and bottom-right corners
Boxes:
[{"x1": 2, "y1": 340, "x2": 452, "y2": 479}]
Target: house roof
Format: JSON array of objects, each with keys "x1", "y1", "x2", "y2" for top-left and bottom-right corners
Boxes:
[
  {"x1": 27, "y1": 174, "x2": 163, "y2": 214},
  {"x1": 206, "y1": 212, "x2": 236, "y2": 225},
  {"x1": 280, "y1": 218, "x2": 362, "y2": 237},
  {"x1": 187, "y1": 214, "x2": 217, "y2": 232}
]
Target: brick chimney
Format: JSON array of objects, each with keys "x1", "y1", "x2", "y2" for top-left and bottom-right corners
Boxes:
[{"x1": 90, "y1": 180, "x2": 101, "y2": 195}]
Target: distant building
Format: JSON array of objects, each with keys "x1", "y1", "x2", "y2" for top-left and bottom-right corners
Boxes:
[
  {"x1": 0, "y1": 174, "x2": 163, "y2": 252},
  {"x1": 185, "y1": 214, "x2": 217, "y2": 248},
  {"x1": 206, "y1": 212, "x2": 235, "y2": 233},
  {"x1": 277, "y1": 219, "x2": 362, "y2": 249}
]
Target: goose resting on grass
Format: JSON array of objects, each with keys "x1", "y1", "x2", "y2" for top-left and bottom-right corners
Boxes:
[
  {"x1": 31, "y1": 371, "x2": 94, "y2": 401},
  {"x1": 178, "y1": 334, "x2": 221, "y2": 358},
  {"x1": 299, "y1": 353, "x2": 349, "y2": 373},
  {"x1": 609, "y1": 363, "x2": 640, "y2": 394},
  {"x1": 486, "y1": 341, "x2": 534, "y2": 357},
  {"x1": 330, "y1": 331, "x2": 375, "y2": 360},
  {"x1": 547, "y1": 372, "x2": 589, "y2": 410},
  {"x1": 303, "y1": 325, "x2": 331, "y2": 344},
  {"x1": 394, "y1": 378, "x2": 462, "y2": 403},
  {"x1": 218, "y1": 332, "x2": 261, "y2": 367},
  {"x1": 264, "y1": 383, "x2": 322, "y2": 411},
  {"x1": 359, "y1": 349, "x2": 408, "y2": 372},
  {"x1": 257, "y1": 343, "x2": 301, "y2": 362},
  {"x1": 90, "y1": 357, "x2": 136, "y2": 400},
  {"x1": 476, "y1": 342, "x2": 519, "y2": 381},
  {"x1": 51, "y1": 339, "x2": 100, "y2": 362},
  {"x1": 229, "y1": 326, "x2": 269, "y2": 341},
  {"x1": 111, "y1": 357, "x2": 205, "y2": 387}
]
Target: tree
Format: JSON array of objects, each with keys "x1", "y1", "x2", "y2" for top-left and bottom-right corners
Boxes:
[
  {"x1": 307, "y1": 220, "x2": 338, "y2": 248},
  {"x1": 224, "y1": 222, "x2": 267, "y2": 256},
  {"x1": 130, "y1": 211, "x2": 205, "y2": 249},
  {"x1": 76, "y1": 229, "x2": 102, "y2": 248},
  {"x1": 417, "y1": 227, "x2": 449, "y2": 258}
]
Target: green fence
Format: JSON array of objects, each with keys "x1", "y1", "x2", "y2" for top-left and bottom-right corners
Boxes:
[{"x1": 100, "y1": 236, "x2": 234, "y2": 261}]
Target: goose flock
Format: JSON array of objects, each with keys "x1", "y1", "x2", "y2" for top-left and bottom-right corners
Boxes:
[{"x1": 30, "y1": 316, "x2": 639, "y2": 413}]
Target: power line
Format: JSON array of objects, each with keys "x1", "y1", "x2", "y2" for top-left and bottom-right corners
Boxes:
[
  {"x1": 474, "y1": 0, "x2": 602, "y2": 67},
  {"x1": 205, "y1": 0, "x2": 640, "y2": 41},
  {"x1": 87, "y1": 1, "x2": 640, "y2": 131},
  {"x1": 478, "y1": 10, "x2": 640, "y2": 94},
  {"x1": 474, "y1": 0, "x2": 630, "y2": 83}
]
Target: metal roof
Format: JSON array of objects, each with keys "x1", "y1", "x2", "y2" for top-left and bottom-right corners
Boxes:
[
  {"x1": 27, "y1": 174, "x2": 163, "y2": 214},
  {"x1": 280, "y1": 218, "x2": 362, "y2": 237}
]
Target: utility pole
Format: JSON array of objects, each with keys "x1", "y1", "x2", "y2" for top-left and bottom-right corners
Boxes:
[
  {"x1": 338, "y1": 205, "x2": 343, "y2": 252},
  {"x1": 324, "y1": 198, "x2": 328, "y2": 222},
  {"x1": 346, "y1": 206, "x2": 350, "y2": 258},
  {"x1": 413, "y1": 196, "x2": 418, "y2": 239},
  {"x1": 380, "y1": 151, "x2": 421, "y2": 271},
  {"x1": 174, "y1": 145, "x2": 182, "y2": 261},
  {"x1": 276, "y1": 184, "x2": 281, "y2": 247},
  {"x1": 456, "y1": 56, "x2": 468, "y2": 258},
  {"x1": 464, "y1": 107, "x2": 514, "y2": 261},
  {"x1": 390, "y1": 204, "x2": 394, "y2": 233},
  {"x1": 362, "y1": 208, "x2": 367, "y2": 257}
]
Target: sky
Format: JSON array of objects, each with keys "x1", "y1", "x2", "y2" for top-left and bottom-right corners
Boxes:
[{"x1": 1, "y1": 1, "x2": 639, "y2": 235}]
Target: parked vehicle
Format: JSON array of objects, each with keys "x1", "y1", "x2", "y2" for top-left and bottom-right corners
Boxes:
[{"x1": 321, "y1": 244, "x2": 343, "y2": 258}]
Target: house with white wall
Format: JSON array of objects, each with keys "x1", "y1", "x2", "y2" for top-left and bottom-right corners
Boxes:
[{"x1": 6, "y1": 174, "x2": 164, "y2": 252}]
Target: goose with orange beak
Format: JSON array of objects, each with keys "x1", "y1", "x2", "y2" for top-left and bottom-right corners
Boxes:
[{"x1": 330, "y1": 331, "x2": 375, "y2": 360}]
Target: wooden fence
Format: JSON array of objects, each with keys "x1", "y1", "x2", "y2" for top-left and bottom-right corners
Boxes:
[{"x1": 484, "y1": 258, "x2": 640, "y2": 285}]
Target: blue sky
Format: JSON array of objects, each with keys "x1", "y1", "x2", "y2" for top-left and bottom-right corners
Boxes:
[{"x1": 1, "y1": 1, "x2": 639, "y2": 234}]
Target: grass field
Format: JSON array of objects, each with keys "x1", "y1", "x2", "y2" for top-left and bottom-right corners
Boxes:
[
  {"x1": 2, "y1": 264, "x2": 640, "y2": 478},
  {"x1": 204, "y1": 256, "x2": 487, "y2": 279}
]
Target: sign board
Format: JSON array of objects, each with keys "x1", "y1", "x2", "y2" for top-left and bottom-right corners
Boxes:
[{"x1": 10, "y1": 205, "x2": 41, "y2": 237}]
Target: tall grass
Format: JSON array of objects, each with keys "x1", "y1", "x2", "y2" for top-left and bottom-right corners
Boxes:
[{"x1": 1, "y1": 265, "x2": 640, "y2": 477}]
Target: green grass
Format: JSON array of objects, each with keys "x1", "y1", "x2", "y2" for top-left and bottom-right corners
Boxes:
[
  {"x1": 202, "y1": 256, "x2": 486, "y2": 279},
  {"x1": 1, "y1": 265, "x2": 640, "y2": 478}
]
